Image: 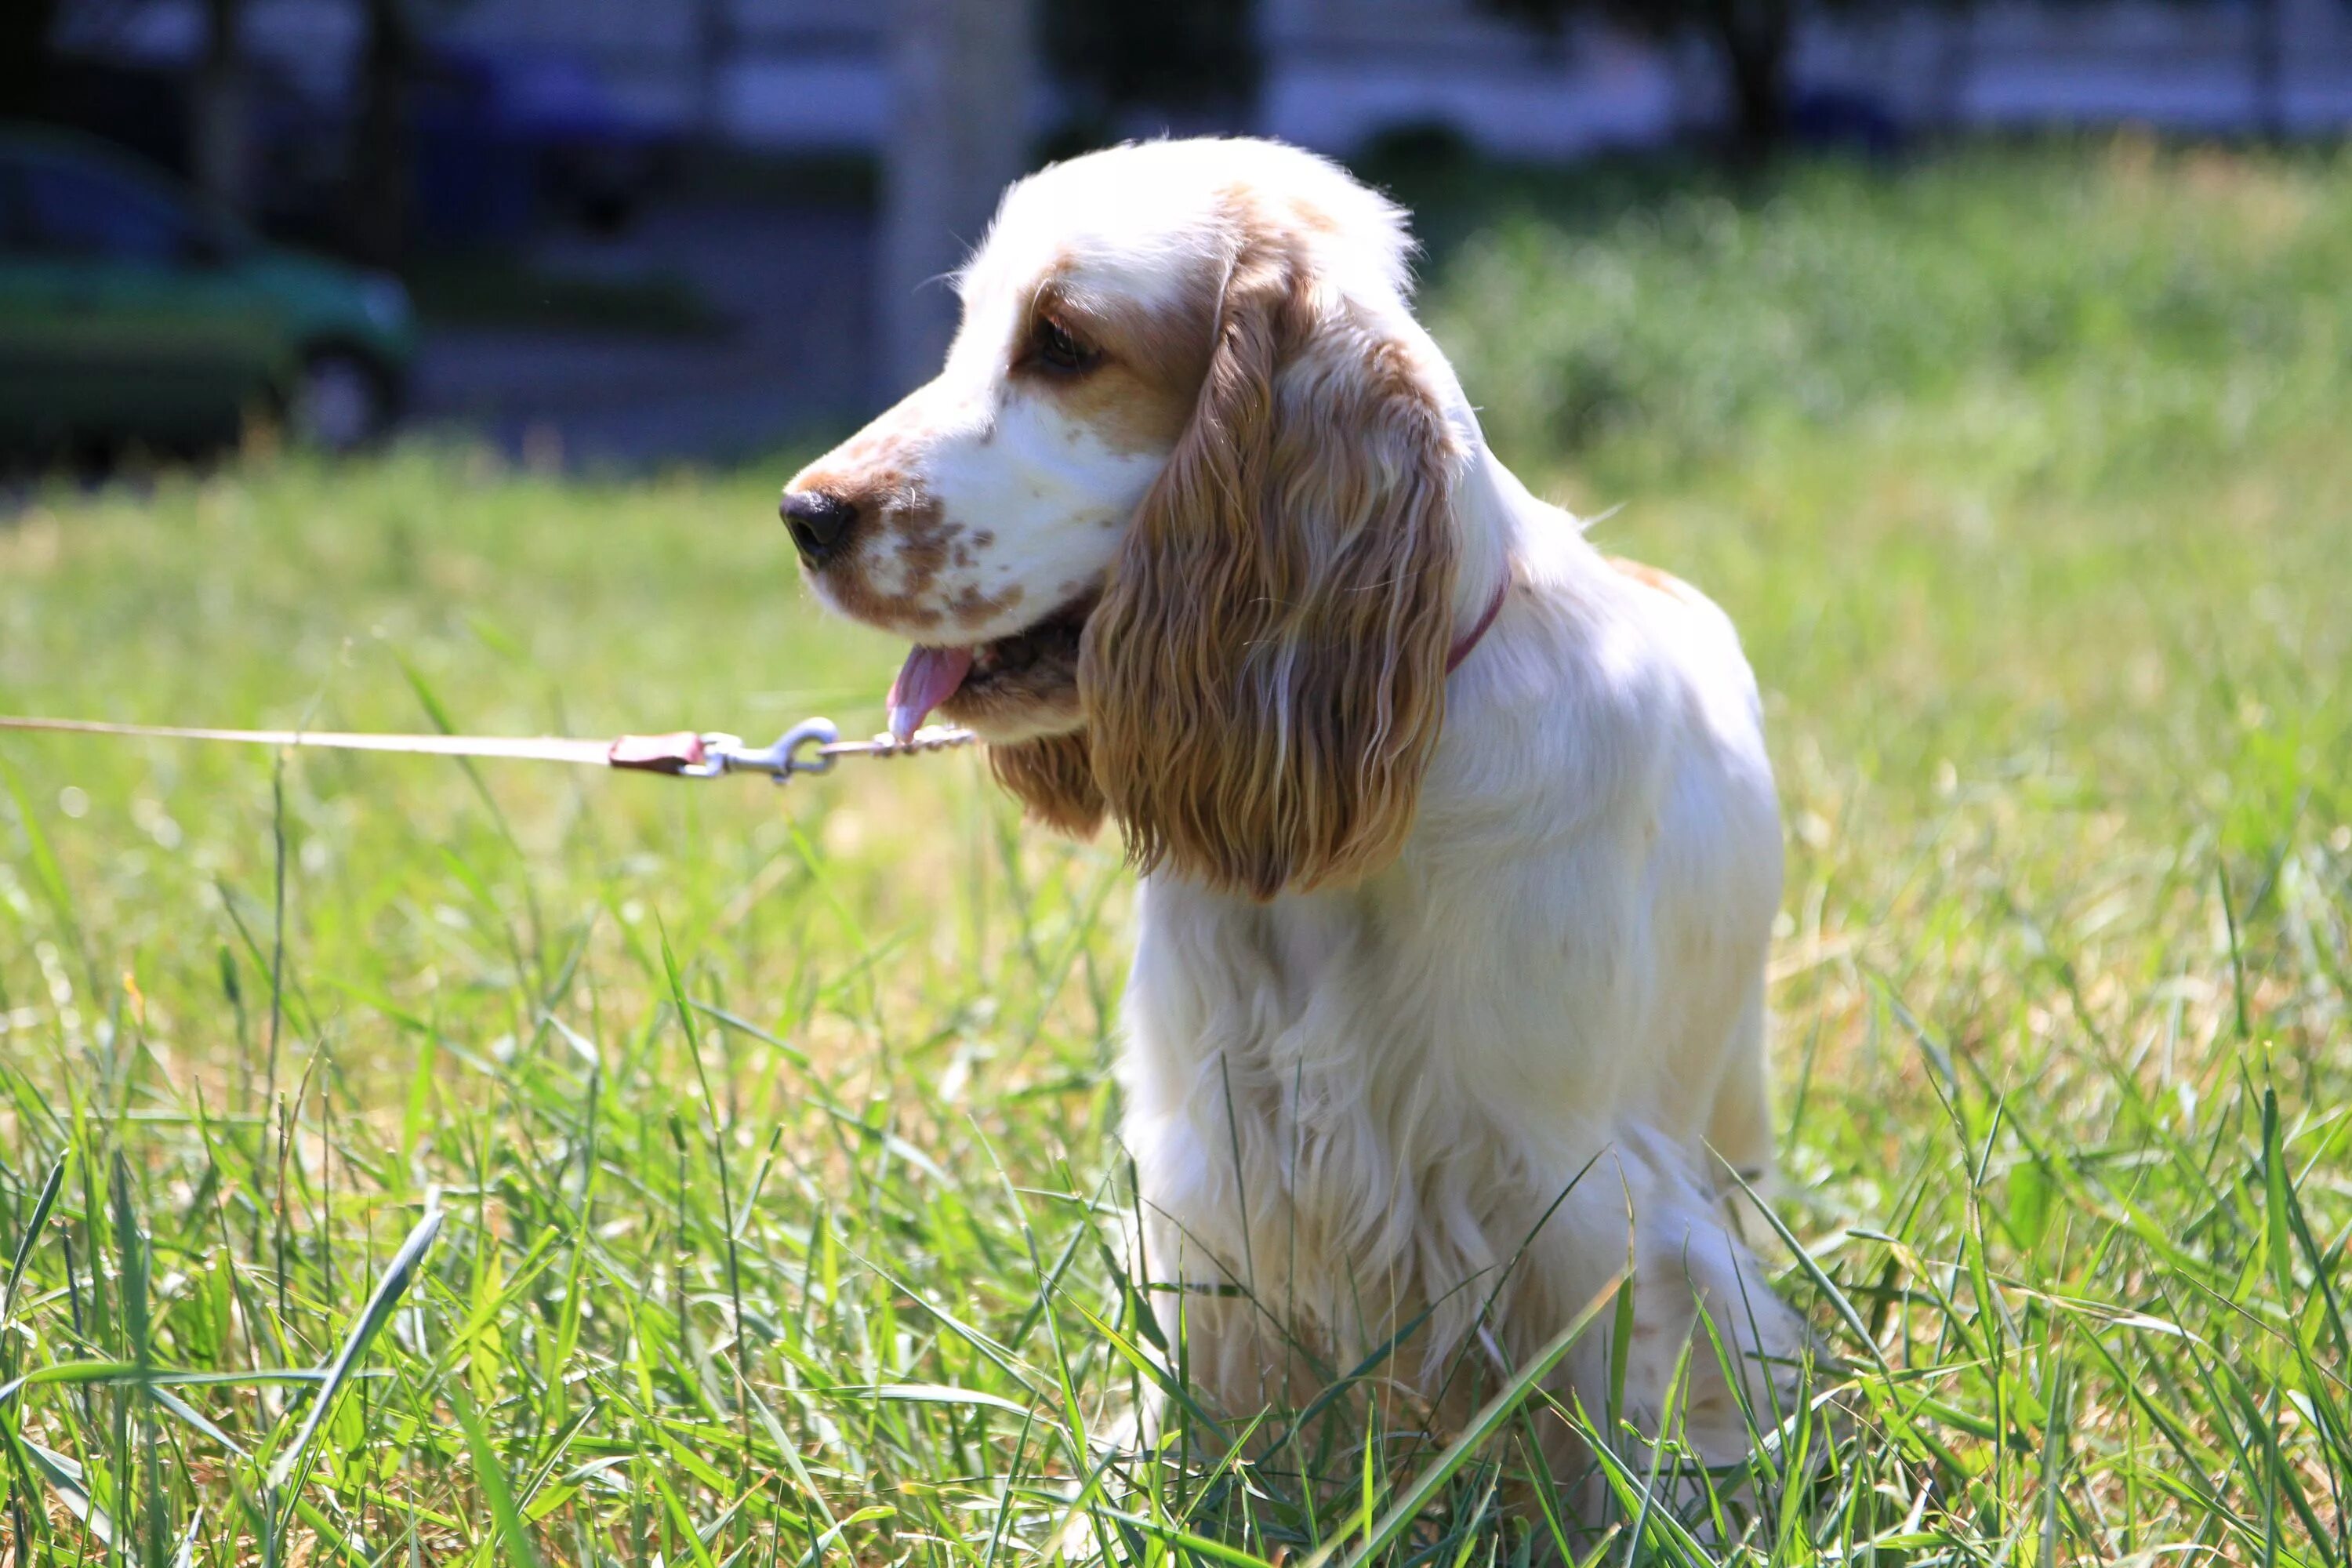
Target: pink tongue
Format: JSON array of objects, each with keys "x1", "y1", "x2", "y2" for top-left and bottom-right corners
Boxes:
[{"x1": 886, "y1": 645, "x2": 975, "y2": 741}]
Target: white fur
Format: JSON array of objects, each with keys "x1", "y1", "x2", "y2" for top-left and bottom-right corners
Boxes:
[
  {"x1": 789, "y1": 138, "x2": 1803, "y2": 1465},
  {"x1": 1121, "y1": 448, "x2": 1798, "y2": 1451}
]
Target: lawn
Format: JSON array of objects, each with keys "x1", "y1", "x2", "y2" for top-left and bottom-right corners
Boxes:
[{"x1": 2, "y1": 138, "x2": 2349, "y2": 1565}]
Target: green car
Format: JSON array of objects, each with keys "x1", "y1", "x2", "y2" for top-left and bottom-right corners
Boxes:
[{"x1": 0, "y1": 125, "x2": 416, "y2": 454}]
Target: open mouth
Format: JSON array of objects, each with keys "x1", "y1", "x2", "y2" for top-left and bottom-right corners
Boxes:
[{"x1": 886, "y1": 594, "x2": 1095, "y2": 739}]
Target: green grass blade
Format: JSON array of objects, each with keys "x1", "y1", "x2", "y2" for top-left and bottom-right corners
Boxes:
[
  {"x1": 1308, "y1": 1271, "x2": 1624, "y2": 1568},
  {"x1": 451, "y1": 1380, "x2": 546, "y2": 1568},
  {"x1": 171, "y1": 1506, "x2": 204, "y2": 1568},
  {"x1": 265, "y1": 1203, "x2": 443, "y2": 1490},
  {"x1": 2, "y1": 1154, "x2": 67, "y2": 1330},
  {"x1": 12, "y1": 1432, "x2": 114, "y2": 1548}
]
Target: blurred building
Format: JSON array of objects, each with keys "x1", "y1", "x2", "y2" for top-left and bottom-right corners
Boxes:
[
  {"x1": 1265, "y1": 0, "x2": 2352, "y2": 152},
  {"x1": 46, "y1": 0, "x2": 2352, "y2": 165}
]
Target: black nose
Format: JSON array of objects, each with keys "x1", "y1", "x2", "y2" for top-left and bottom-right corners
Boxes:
[{"x1": 779, "y1": 490, "x2": 858, "y2": 568}]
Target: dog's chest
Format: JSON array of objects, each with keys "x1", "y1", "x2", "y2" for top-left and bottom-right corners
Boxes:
[{"x1": 1127, "y1": 858, "x2": 1646, "y2": 1145}]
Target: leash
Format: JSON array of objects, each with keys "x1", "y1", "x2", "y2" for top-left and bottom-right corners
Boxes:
[
  {"x1": 0, "y1": 714, "x2": 978, "y2": 786},
  {"x1": 2, "y1": 575, "x2": 1508, "y2": 784}
]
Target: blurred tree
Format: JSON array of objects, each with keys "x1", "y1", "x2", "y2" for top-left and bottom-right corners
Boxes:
[
  {"x1": 191, "y1": 0, "x2": 247, "y2": 212},
  {"x1": 2249, "y1": 0, "x2": 2284, "y2": 140},
  {"x1": 348, "y1": 0, "x2": 415, "y2": 267},
  {"x1": 1479, "y1": 0, "x2": 1831, "y2": 162},
  {"x1": 694, "y1": 0, "x2": 733, "y2": 147},
  {"x1": 0, "y1": 0, "x2": 60, "y2": 119},
  {"x1": 882, "y1": 0, "x2": 1039, "y2": 393},
  {"x1": 1490, "y1": 0, "x2": 2322, "y2": 161},
  {"x1": 1041, "y1": 0, "x2": 1257, "y2": 149}
]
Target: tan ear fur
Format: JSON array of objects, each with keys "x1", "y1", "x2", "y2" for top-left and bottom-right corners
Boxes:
[
  {"x1": 1080, "y1": 234, "x2": 1464, "y2": 900},
  {"x1": 988, "y1": 731, "x2": 1106, "y2": 837}
]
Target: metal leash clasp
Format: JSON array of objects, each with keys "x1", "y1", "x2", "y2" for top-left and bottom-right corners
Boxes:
[
  {"x1": 680, "y1": 718, "x2": 977, "y2": 785},
  {"x1": 684, "y1": 719, "x2": 842, "y2": 784}
]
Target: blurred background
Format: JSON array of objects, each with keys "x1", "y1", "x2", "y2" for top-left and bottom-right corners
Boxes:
[{"x1": 4, "y1": 0, "x2": 2352, "y2": 468}]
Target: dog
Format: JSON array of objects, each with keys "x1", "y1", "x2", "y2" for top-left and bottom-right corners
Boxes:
[{"x1": 782, "y1": 137, "x2": 1804, "y2": 1477}]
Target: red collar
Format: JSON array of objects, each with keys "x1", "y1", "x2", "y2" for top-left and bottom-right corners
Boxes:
[{"x1": 1445, "y1": 574, "x2": 1510, "y2": 674}]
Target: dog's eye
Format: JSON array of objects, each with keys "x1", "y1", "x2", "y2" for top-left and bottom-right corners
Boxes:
[{"x1": 1032, "y1": 318, "x2": 1098, "y2": 374}]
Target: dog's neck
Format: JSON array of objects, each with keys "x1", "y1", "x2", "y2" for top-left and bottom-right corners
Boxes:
[
  {"x1": 1449, "y1": 435, "x2": 1537, "y2": 648},
  {"x1": 1364, "y1": 308, "x2": 1530, "y2": 648}
]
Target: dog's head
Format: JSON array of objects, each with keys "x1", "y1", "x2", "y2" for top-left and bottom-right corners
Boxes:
[{"x1": 783, "y1": 138, "x2": 1469, "y2": 899}]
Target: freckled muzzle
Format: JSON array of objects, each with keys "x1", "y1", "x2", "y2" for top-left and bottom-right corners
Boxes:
[{"x1": 782, "y1": 430, "x2": 1105, "y2": 742}]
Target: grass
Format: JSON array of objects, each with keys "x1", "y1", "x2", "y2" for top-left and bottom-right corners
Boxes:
[{"x1": 2, "y1": 136, "x2": 2349, "y2": 1564}]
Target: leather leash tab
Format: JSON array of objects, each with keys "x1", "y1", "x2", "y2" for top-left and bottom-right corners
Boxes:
[{"x1": 606, "y1": 731, "x2": 710, "y2": 774}]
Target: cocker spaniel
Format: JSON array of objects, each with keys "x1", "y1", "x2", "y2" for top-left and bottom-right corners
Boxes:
[{"x1": 782, "y1": 138, "x2": 1802, "y2": 1474}]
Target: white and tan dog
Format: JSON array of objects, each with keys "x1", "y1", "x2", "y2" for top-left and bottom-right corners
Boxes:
[{"x1": 782, "y1": 137, "x2": 1801, "y2": 1465}]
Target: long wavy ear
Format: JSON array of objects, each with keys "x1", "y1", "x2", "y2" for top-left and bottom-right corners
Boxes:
[
  {"x1": 988, "y1": 731, "x2": 1104, "y2": 837},
  {"x1": 1080, "y1": 237, "x2": 1465, "y2": 900}
]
